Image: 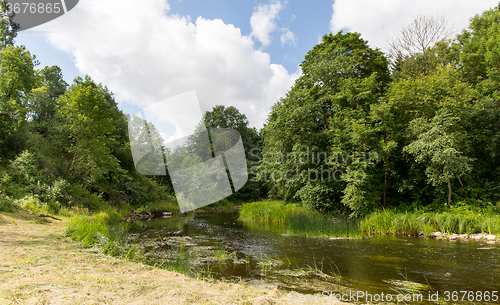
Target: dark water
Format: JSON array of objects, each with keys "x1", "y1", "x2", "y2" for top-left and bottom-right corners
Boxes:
[{"x1": 125, "y1": 210, "x2": 500, "y2": 302}]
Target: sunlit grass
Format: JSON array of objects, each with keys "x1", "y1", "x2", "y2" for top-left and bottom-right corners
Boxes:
[
  {"x1": 241, "y1": 201, "x2": 500, "y2": 237},
  {"x1": 65, "y1": 211, "x2": 137, "y2": 258},
  {"x1": 239, "y1": 201, "x2": 361, "y2": 237},
  {"x1": 361, "y1": 210, "x2": 500, "y2": 236}
]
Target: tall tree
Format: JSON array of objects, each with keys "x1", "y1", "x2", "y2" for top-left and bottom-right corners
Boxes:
[
  {"x1": 55, "y1": 76, "x2": 129, "y2": 194},
  {"x1": 388, "y1": 14, "x2": 454, "y2": 77},
  {"x1": 404, "y1": 109, "x2": 474, "y2": 205},
  {"x1": 201, "y1": 105, "x2": 264, "y2": 200},
  {"x1": 456, "y1": 4, "x2": 500, "y2": 98},
  {"x1": 0, "y1": 45, "x2": 38, "y2": 158},
  {"x1": 0, "y1": 1, "x2": 19, "y2": 49},
  {"x1": 261, "y1": 31, "x2": 389, "y2": 214}
]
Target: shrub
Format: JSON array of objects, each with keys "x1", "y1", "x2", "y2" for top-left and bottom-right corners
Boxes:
[
  {"x1": 66, "y1": 184, "x2": 105, "y2": 211},
  {"x1": 15, "y1": 195, "x2": 44, "y2": 213},
  {"x1": 0, "y1": 194, "x2": 13, "y2": 212},
  {"x1": 294, "y1": 184, "x2": 343, "y2": 212}
]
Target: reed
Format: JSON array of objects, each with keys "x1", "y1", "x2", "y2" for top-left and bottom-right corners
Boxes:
[
  {"x1": 239, "y1": 201, "x2": 361, "y2": 237},
  {"x1": 65, "y1": 211, "x2": 137, "y2": 257},
  {"x1": 361, "y1": 210, "x2": 500, "y2": 236},
  {"x1": 241, "y1": 201, "x2": 500, "y2": 237}
]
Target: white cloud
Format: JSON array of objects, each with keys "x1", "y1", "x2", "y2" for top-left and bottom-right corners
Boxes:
[
  {"x1": 330, "y1": 0, "x2": 499, "y2": 51},
  {"x1": 37, "y1": 0, "x2": 300, "y2": 130},
  {"x1": 250, "y1": 0, "x2": 283, "y2": 47},
  {"x1": 280, "y1": 28, "x2": 297, "y2": 46}
]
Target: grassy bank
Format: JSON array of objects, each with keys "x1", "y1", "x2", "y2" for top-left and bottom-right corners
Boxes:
[
  {"x1": 362, "y1": 210, "x2": 500, "y2": 236},
  {"x1": 65, "y1": 211, "x2": 139, "y2": 259},
  {"x1": 240, "y1": 200, "x2": 500, "y2": 238},
  {"x1": 239, "y1": 201, "x2": 361, "y2": 237},
  {"x1": 0, "y1": 211, "x2": 336, "y2": 305}
]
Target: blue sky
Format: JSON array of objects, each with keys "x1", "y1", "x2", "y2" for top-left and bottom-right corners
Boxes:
[{"x1": 14, "y1": 0, "x2": 499, "y2": 133}]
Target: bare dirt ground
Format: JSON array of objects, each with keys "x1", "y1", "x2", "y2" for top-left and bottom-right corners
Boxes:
[{"x1": 0, "y1": 211, "x2": 339, "y2": 305}]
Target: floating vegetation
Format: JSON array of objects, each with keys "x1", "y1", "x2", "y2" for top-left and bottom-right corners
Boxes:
[{"x1": 383, "y1": 279, "x2": 430, "y2": 293}]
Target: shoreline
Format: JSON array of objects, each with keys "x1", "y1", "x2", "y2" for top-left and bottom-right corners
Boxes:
[
  {"x1": 0, "y1": 211, "x2": 342, "y2": 305},
  {"x1": 239, "y1": 201, "x2": 500, "y2": 241}
]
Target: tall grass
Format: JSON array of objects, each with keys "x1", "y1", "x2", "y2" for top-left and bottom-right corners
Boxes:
[
  {"x1": 65, "y1": 211, "x2": 137, "y2": 258},
  {"x1": 241, "y1": 201, "x2": 500, "y2": 237},
  {"x1": 239, "y1": 201, "x2": 305, "y2": 224},
  {"x1": 361, "y1": 210, "x2": 500, "y2": 236},
  {"x1": 239, "y1": 201, "x2": 361, "y2": 237}
]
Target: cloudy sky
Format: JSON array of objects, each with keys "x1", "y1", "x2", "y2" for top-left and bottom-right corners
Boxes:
[{"x1": 15, "y1": 0, "x2": 498, "y2": 135}]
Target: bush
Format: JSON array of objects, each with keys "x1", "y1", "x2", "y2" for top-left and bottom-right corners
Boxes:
[
  {"x1": 295, "y1": 184, "x2": 344, "y2": 212},
  {"x1": 0, "y1": 194, "x2": 13, "y2": 212},
  {"x1": 66, "y1": 184, "x2": 105, "y2": 211},
  {"x1": 15, "y1": 195, "x2": 44, "y2": 213},
  {"x1": 48, "y1": 178, "x2": 71, "y2": 204}
]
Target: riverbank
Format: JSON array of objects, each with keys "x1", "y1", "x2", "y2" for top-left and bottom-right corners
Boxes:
[
  {"x1": 240, "y1": 201, "x2": 500, "y2": 241},
  {"x1": 0, "y1": 211, "x2": 341, "y2": 305},
  {"x1": 362, "y1": 210, "x2": 500, "y2": 239},
  {"x1": 239, "y1": 201, "x2": 361, "y2": 237}
]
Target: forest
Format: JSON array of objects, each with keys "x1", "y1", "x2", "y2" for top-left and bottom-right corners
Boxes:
[{"x1": 1, "y1": 3, "x2": 500, "y2": 222}]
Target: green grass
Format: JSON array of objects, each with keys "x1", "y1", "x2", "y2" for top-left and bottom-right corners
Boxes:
[
  {"x1": 241, "y1": 200, "x2": 500, "y2": 237},
  {"x1": 137, "y1": 198, "x2": 180, "y2": 214},
  {"x1": 65, "y1": 211, "x2": 138, "y2": 258},
  {"x1": 239, "y1": 201, "x2": 361, "y2": 237},
  {"x1": 239, "y1": 200, "x2": 305, "y2": 223},
  {"x1": 361, "y1": 210, "x2": 500, "y2": 236}
]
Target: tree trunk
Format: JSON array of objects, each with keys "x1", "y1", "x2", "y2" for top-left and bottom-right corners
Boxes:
[
  {"x1": 383, "y1": 159, "x2": 388, "y2": 208},
  {"x1": 447, "y1": 178, "x2": 451, "y2": 206}
]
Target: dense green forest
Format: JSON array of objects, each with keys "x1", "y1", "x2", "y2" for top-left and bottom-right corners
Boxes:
[
  {"x1": 258, "y1": 5, "x2": 500, "y2": 216},
  {"x1": 1, "y1": 4, "x2": 500, "y2": 218}
]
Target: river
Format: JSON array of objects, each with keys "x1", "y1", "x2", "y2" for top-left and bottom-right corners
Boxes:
[{"x1": 124, "y1": 210, "x2": 500, "y2": 303}]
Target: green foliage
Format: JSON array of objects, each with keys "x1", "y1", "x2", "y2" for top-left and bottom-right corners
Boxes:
[
  {"x1": 202, "y1": 105, "x2": 265, "y2": 201},
  {"x1": 0, "y1": 45, "x2": 38, "y2": 158},
  {"x1": 0, "y1": 2, "x2": 19, "y2": 49},
  {"x1": 0, "y1": 193, "x2": 13, "y2": 212},
  {"x1": 13, "y1": 195, "x2": 60, "y2": 214},
  {"x1": 259, "y1": 8, "x2": 500, "y2": 215},
  {"x1": 261, "y1": 31, "x2": 389, "y2": 214},
  {"x1": 456, "y1": 5, "x2": 500, "y2": 98},
  {"x1": 404, "y1": 109, "x2": 474, "y2": 205},
  {"x1": 56, "y1": 76, "x2": 129, "y2": 186},
  {"x1": 2, "y1": 3, "x2": 500, "y2": 222},
  {"x1": 295, "y1": 183, "x2": 344, "y2": 212}
]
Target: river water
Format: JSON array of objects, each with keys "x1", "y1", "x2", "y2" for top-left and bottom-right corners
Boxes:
[{"x1": 125, "y1": 210, "x2": 500, "y2": 302}]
